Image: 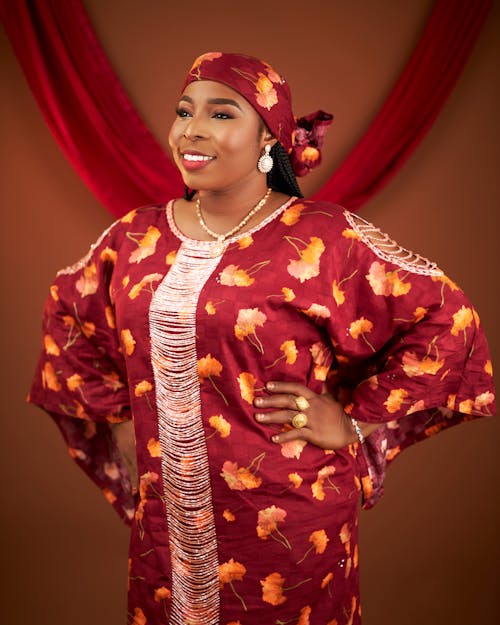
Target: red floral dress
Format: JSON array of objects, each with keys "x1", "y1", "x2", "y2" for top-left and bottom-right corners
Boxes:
[{"x1": 29, "y1": 198, "x2": 495, "y2": 625}]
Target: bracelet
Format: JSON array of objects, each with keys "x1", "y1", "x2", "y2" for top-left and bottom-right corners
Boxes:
[{"x1": 350, "y1": 417, "x2": 365, "y2": 444}]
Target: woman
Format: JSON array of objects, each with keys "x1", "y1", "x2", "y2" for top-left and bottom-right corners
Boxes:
[{"x1": 29, "y1": 52, "x2": 495, "y2": 625}]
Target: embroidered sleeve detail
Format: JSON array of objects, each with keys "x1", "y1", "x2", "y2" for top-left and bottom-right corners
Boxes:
[
  {"x1": 344, "y1": 211, "x2": 443, "y2": 276},
  {"x1": 56, "y1": 220, "x2": 120, "y2": 277}
]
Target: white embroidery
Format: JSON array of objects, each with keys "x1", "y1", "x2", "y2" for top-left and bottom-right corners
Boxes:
[
  {"x1": 344, "y1": 210, "x2": 443, "y2": 276},
  {"x1": 149, "y1": 240, "x2": 224, "y2": 625}
]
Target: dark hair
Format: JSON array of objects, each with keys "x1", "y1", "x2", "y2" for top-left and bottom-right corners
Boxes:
[
  {"x1": 183, "y1": 143, "x2": 303, "y2": 200},
  {"x1": 267, "y1": 142, "x2": 303, "y2": 198}
]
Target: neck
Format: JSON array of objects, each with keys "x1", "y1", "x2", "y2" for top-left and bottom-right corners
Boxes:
[{"x1": 195, "y1": 176, "x2": 270, "y2": 218}]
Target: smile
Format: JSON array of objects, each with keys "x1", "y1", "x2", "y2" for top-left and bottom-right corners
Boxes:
[{"x1": 182, "y1": 153, "x2": 215, "y2": 162}]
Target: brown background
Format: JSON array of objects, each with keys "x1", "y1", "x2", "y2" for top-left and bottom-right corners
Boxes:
[{"x1": 1, "y1": 1, "x2": 499, "y2": 624}]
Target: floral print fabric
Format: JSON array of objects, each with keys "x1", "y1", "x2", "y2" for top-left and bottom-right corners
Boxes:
[{"x1": 29, "y1": 199, "x2": 495, "y2": 625}]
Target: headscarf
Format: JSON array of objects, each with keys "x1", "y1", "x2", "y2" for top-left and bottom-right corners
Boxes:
[{"x1": 182, "y1": 52, "x2": 333, "y2": 177}]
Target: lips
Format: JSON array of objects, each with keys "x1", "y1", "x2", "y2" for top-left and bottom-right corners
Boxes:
[{"x1": 181, "y1": 151, "x2": 215, "y2": 171}]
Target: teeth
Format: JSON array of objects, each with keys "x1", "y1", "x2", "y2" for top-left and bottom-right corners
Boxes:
[{"x1": 183, "y1": 154, "x2": 214, "y2": 162}]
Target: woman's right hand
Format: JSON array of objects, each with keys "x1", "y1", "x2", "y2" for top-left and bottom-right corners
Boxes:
[{"x1": 110, "y1": 421, "x2": 139, "y2": 495}]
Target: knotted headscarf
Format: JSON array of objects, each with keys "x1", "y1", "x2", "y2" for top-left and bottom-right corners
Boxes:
[{"x1": 182, "y1": 52, "x2": 333, "y2": 177}]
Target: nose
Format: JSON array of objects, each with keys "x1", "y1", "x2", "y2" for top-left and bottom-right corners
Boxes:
[{"x1": 183, "y1": 115, "x2": 207, "y2": 141}]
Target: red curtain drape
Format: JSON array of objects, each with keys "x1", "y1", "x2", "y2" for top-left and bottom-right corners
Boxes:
[{"x1": 0, "y1": 0, "x2": 492, "y2": 217}]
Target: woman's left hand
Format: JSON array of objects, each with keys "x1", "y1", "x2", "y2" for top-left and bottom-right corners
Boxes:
[{"x1": 253, "y1": 380, "x2": 358, "y2": 450}]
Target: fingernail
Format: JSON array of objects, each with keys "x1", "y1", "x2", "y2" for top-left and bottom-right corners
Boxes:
[
  {"x1": 256, "y1": 413, "x2": 266, "y2": 422},
  {"x1": 255, "y1": 397, "x2": 264, "y2": 406},
  {"x1": 266, "y1": 382, "x2": 275, "y2": 390},
  {"x1": 272, "y1": 435, "x2": 280, "y2": 443}
]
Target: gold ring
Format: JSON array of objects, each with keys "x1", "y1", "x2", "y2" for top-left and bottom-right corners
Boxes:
[
  {"x1": 291, "y1": 412, "x2": 308, "y2": 429},
  {"x1": 295, "y1": 396, "x2": 310, "y2": 411}
]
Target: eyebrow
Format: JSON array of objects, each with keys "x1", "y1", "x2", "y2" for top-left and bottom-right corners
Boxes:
[{"x1": 180, "y1": 95, "x2": 242, "y2": 110}]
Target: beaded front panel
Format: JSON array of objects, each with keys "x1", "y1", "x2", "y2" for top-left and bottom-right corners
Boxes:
[{"x1": 149, "y1": 239, "x2": 225, "y2": 625}]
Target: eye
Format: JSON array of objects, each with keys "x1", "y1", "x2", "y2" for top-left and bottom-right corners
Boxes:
[
  {"x1": 175, "y1": 107, "x2": 191, "y2": 118},
  {"x1": 213, "y1": 112, "x2": 234, "y2": 120}
]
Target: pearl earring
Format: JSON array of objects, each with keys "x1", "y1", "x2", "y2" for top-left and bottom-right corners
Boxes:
[{"x1": 257, "y1": 144, "x2": 273, "y2": 174}]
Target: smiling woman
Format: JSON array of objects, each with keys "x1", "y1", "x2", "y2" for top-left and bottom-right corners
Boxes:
[{"x1": 27, "y1": 51, "x2": 495, "y2": 625}]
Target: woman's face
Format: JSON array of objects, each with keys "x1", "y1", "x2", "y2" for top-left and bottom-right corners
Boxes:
[{"x1": 169, "y1": 80, "x2": 270, "y2": 193}]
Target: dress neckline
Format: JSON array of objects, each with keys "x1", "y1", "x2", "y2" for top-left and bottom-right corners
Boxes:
[{"x1": 166, "y1": 195, "x2": 298, "y2": 248}]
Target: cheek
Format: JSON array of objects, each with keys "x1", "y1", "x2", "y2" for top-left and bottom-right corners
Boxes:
[{"x1": 168, "y1": 121, "x2": 183, "y2": 152}]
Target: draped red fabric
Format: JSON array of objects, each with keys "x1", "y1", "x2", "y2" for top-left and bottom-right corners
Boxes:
[
  {"x1": 0, "y1": 0, "x2": 491, "y2": 217},
  {"x1": 312, "y1": 0, "x2": 492, "y2": 209},
  {"x1": 0, "y1": 0, "x2": 183, "y2": 215}
]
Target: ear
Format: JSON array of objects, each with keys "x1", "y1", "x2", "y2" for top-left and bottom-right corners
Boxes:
[{"x1": 259, "y1": 126, "x2": 277, "y2": 150}]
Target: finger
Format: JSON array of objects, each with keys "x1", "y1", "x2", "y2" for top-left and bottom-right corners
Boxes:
[
  {"x1": 271, "y1": 426, "x2": 310, "y2": 445},
  {"x1": 255, "y1": 409, "x2": 296, "y2": 425},
  {"x1": 255, "y1": 394, "x2": 301, "y2": 411},
  {"x1": 266, "y1": 381, "x2": 316, "y2": 398}
]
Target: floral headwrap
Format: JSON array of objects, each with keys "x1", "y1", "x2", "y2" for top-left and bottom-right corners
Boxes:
[{"x1": 182, "y1": 52, "x2": 333, "y2": 177}]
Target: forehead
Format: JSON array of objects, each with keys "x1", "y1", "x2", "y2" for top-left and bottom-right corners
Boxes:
[{"x1": 181, "y1": 80, "x2": 255, "y2": 112}]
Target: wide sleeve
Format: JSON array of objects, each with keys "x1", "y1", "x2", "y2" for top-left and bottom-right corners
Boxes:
[
  {"x1": 28, "y1": 220, "x2": 135, "y2": 525},
  {"x1": 324, "y1": 210, "x2": 496, "y2": 508}
]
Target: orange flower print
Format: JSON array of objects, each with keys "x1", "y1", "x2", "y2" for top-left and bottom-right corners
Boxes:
[
  {"x1": 458, "y1": 399, "x2": 474, "y2": 414},
  {"x1": 121, "y1": 329, "x2": 136, "y2": 356},
  {"x1": 311, "y1": 465, "x2": 337, "y2": 501},
  {"x1": 234, "y1": 308, "x2": 267, "y2": 353},
  {"x1": 128, "y1": 273, "x2": 163, "y2": 300},
  {"x1": 237, "y1": 371, "x2": 258, "y2": 405},
  {"x1": 349, "y1": 317, "x2": 375, "y2": 351},
  {"x1": 154, "y1": 586, "x2": 171, "y2": 602},
  {"x1": 301, "y1": 303, "x2": 331, "y2": 319},
  {"x1": 261, "y1": 572, "x2": 287, "y2": 606},
  {"x1": 136, "y1": 471, "x2": 160, "y2": 536},
  {"x1": 384, "y1": 388, "x2": 409, "y2": 413},
  {"x1": 205, "y1": 301, "x2": 216, "y2": 315},
  {"x1": 405, "y1": 399, "x2": 425, "y2": 415},
  {"x1": 339, "y1": 522, "x2": 351, "y2": 553},
  {"x1": 75, "y1": 263, "x2": 98, "y2": 297},
  {"x1": 321, "y1": 572, "x2": 334, "y2": 597},
  {"x1": 237, "y1": 233, "x2": 254, "y2": 249},
  {"x1": 281, "y1": 203, "x2": 305, "y2": 226},
  {"x1": 451, "y1": 306, "x2": 474, "y2": 343},
  {"x1": 102, "y1": 371, "x2": 124, "y2": 391},
  {"x1": 286, "y1": 236, "x2": 325, "y2": 283},
  {"x1": 256, "y1": 505, "x2": 291, "y2": 549},
  {"x1": 190, "y1": 51, "x2": 222, "y2": 73},
  {"x1": 473, "y1": 391, "x2": 495, "y2": 412},
  {"x1": 131, "y1": 607, "x2": 147, "y2": 625},
  {"x1": 122, "y1": 275, "x2": 130, "y2": 288},
  {"x1": 342, "y1": 228, "x2": 360, "y2": 241},
  {"x1": 166, "y1": 250, "x2": 177, "y2": 265},
  {"x1": 128, "y1": 226, "x2": 161, "y2": 263},
  {"x1": 121, "y1": 209, "x2": 137, "y2": 223},
  {"x1": 100, "y1": 247, "x2": 117, "y2": 264},
  {"x1": 297, "y1": 605, "x2": 312, "y2": 625},
  {"x1": 366, "y1": 261, "x2": 412, "y2": 297},
  {"x1": 332, "y1": 281, "x2": 345, "y2": 306},
  {"x1": 42, "y1": 361, "x2": 61, "y2": 392},
  {"x1": 223, "y1": 509, "x2": 236, "y2": 522},
  {"x1": 66, "y1": 373, "x2": 83, "y2": 392},
  {"x1": 413, "y1": 307, "x2": 428, "y2": 322},
  {"x1": 101, "y1": 487, "x2": 117, "y2": 505},
  {"x1": 221, "y1": 452, "x2": 265, "y2": 491},
  {"x1": 219, "y1": 558, "x2": 247, "y2": 610},
  {"x1": 147, "y1": 438, "x2": 161, "y2": 457},
  {"x1": 44, "y1": 334, "x2": 60, "y2": 356},
  {"x1": 261, "y1": 572, "x2": 312, "y2": 607},
  {"x1": 198, "y1": 354, "x2": 227, "y2": 404},
  {"x1": 266, "y1": 340, "x2": 298, "y2": 369},
  {"x1": 255, "y1": 72, "x2": 278, "y2": 110},
  {"x1": 104, "y1": 305, "x2": 116, "y2": 329},
  {"x1": 288, "y1": 472, "x2": 303, "y2": 489},
  {"x1": 301, "y1": 146, "x2": 320, "y2": 165},
  {"x1": 297, "y1": 529, "x2": 329, "y2": 564},
  {"x1": 209, "y1": 414, "x2": 231, "y2": 438},
  {"x1": 49, "y1": 284, "x2": 59, "y2": 301},
  {"x1": 402, "y1": 345, "x2": 444, "y2": 377},
  {"x1": 220, "y1": 264, "x2": 254, "y2": 287},
  {"x1": 332, "y1": 269, "x2": 358, "y2": 306},
  {"x1": 134, "y1": 380, "x2": 153, "y2": 397},
  {"x1": 310, "y1": 342, "x2": 333, "y2": 381},
  {"x1": 282, "y1": 287, "x2": 296, "y2": 301},
  {"x1": 280, "y1": 424, "x2": 308, "y2": 459},
  {"x1": 81, "y1": 321, "x2": 96, "y2": 338}
]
